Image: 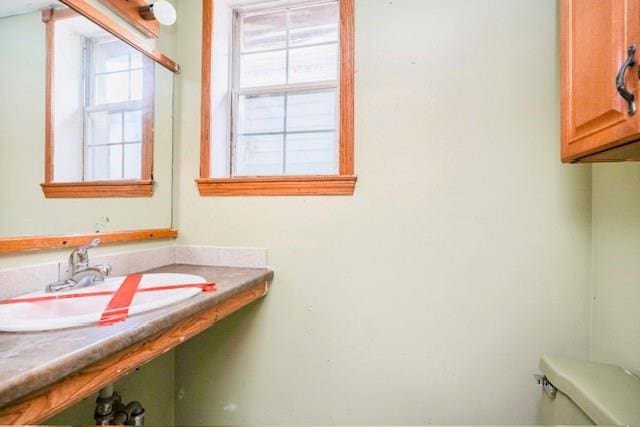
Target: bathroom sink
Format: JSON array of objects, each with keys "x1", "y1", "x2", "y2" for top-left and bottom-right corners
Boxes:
[{"x1": 0, "y1": 273, "x2": 209, "y2": 332}]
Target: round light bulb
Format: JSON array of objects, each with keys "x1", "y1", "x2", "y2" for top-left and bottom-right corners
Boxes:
[{"x1": 151, "y1": 0, "x2": 176, "y2": 26}]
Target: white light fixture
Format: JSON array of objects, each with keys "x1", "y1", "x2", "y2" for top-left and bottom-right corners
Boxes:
[{"x1": 140, "y1": 0, "x2": 177, "y2": 26}]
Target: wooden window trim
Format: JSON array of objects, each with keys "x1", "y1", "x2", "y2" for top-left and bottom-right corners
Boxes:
[
  {"x1": 0, "y1": 228, "x2": 177, "y2": 254},
  {"x1": 197, "y1": 0, "x2": 356, "y2": 196},
  {"x1": 196, "y1": 175, "x2": 357, "y2": 196},
  {"x1": 42, "y1": 8, "x2": 155, "y2": 199},
  {"x1": 40, "y1": 180, "x2": 154, "y2": 198}
]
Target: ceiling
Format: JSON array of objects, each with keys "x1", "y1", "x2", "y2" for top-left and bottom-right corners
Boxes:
[{"x1": 0, "y1": 0, "x2": 60, "y2": 19}]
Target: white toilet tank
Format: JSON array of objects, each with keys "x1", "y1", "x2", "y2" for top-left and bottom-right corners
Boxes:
[{"x1": 538, "y1": 355, "x2": 640, "y2": 426}]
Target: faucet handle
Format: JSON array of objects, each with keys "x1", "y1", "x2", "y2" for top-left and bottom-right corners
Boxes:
[
  {"x1": 98, "y1": 264, "x2": 112, "y2": 277},
  {"x1": 80, "y1": 238, "x2": 101, "y2": 254},
  {"x1": 76, "y1": 238, "x2": 101, "y2": 258},
  {"x1": 69, "y1": 238, "x2": 102, "y2": 274}
]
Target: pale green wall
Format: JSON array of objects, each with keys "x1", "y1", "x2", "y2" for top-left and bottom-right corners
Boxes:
[
  {"x1": 171, "y1": 0, "x2": 593, "y2": 424},
  {"x1": 591, "y1": 164, "x2": 640, "y2": 374},
  {"x1": 3, "y1": 0, "x2": 617, "y2": 424}
]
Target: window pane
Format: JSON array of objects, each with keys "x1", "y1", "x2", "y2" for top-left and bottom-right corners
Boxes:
[
  {"x1": 124, "y1": 110, "x2": 142, "y2": 142},
  {"x1": 87, "y1": 111, "x2": 122, "y2": 145},
  {"x1": 95, "y1": 71, "x2": 129, "y2": 104},
  {"x1": 124, "y1": 143, "x2": 142, "y2": 179},
  {"x1": 287, "y1": 90, "x2": 336, "y2": 132},
  {"x1": 108, "y1": 144, "x2": 123, "y2": 179},
  {"x1": 95, "y1": 40, "x2": 129, "y2": 73},
  {"x1": 87, "y1": 146, "x2": 108, "y2": 180},
  {"x1": 240, "y1": 50, "x2": 287, "y2": 88},
  {"x1": 241, "y1": 11, "x2": 287, "y2": 52},
  {"x1": 87, "y1": 112, "x2": 107, "y2": 146},
  {"x1": 130, "y1": 51, "x2": 143, "y2": 69},
  {"x1": 288, "y1": 43, "x2": 338, "y2": 83},
  {"x1": 108, "y1": 112, "x2": 123, "y2": 143},
  {"x1": 130, "y1": 69, "x2": 143, "y2": 101},
  {"x1": 290, "y1": 3, "x2": 338, "y2": 47},
  {"x1": 285, "y1": 131, "x2": 337, "y2": 175},
  {"x1": 235, "y1": 134, "x2": 284, "y2": 176},
  {"x1": 238, "y1": 94, "x2": 284, "y2": 134},
  {"x1": 87, "y1": 144, "x2": 123, "y2": 180}
]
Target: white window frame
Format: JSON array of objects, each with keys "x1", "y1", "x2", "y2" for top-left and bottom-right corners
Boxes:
[{"x1": 230, "y1": 0, "x2": 340, "y2": 177}]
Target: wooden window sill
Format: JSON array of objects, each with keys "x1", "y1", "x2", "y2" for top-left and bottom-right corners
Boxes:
[
  {"x1": 196, "y1": 175, "x2": 357, "y2": 196},
  {"x1": 41, "y1": 180, "x2": 154, "y2": 198}
]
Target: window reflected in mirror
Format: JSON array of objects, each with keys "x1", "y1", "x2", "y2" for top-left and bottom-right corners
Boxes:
[{"x1": 48, "y1": 9, "x2": 153, "y2": 184}]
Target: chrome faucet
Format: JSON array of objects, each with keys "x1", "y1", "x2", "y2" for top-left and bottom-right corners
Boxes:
[{"x1": 45, "y1": 239, "x2": 112, "y2": 293}]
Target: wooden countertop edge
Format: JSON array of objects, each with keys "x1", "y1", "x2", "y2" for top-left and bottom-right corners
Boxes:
[{"x1": 0, "y1": 270, "x2": 272, "y2": 424}]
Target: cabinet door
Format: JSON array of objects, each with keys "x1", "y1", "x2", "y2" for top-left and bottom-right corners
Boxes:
[{"x1": 561, "y1": 0, "x2": 640, "y2": 162}]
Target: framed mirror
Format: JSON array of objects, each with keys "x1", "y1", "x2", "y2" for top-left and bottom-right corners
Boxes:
[{"x1": 0, "y1": 0, "x2": 179, "y2": 253}]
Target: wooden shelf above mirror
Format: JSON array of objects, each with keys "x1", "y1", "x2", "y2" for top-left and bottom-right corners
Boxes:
[
  {"x1": 58, "y1": 0, "x2": 179, "y2": 73},
  {"x1": 98, "y1": 0, "x2": 160, "y2": 39}
]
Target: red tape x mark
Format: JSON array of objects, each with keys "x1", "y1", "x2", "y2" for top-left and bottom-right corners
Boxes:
[
  {"x1": 0, "y1": 276, "x2": 217, "y2": 327},
  {"x1": 98, "y1": 274, "x2": 143, "y2": 326}
]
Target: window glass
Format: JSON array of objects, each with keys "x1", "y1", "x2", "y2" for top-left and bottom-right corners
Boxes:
[
  {"x1": 288, "y1": 44, "x2": 338, "y2": 83},
  {"x1": 124, "y1": 110, "x2": 142, "y2": 142},
  {"x1": 85, "y1": 35, "x2": 147, "y2": 180},
  {"x1": 285, "y1": 131, "x2": 337, "y2": 175},
  {"x1": 240, "y1": 50, "x2": 287, "y2": 88},
  {"x1": 95, "y1": 40, "x2": 130, "y2": 73},
  {"x1": 235, "y1": 134, "x2": 285, "y2": 176},
  {"x1": 241, "y1": 11, "x2": 287, "y2": 51},
  {"x1": 286, "y1": 90, "x2": 336, "y2": 132},
  {"x1": 238, "y1": 94, "x2": 285, "y2": 134},
  {"x1": 233, "y1": 1, "x2": 339, "y2": 176},
  {"x1": 123, "y1": 143, "x2": 142, "y2": 179},
  {"x1": 95, "y1": 72, "x2": 130, "y2": 104},
  {"x1": 289, "y1": 3, "x2": 338, "y2": 46}
]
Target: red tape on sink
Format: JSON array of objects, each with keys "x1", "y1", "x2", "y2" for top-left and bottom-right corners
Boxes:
[
  {"x1": 0, "y1": 277, "x2": 217, "y2": 326},
  {"x1": 98, "y1": 274, "x2": 143, "y2": 326},
  {"x1": 0, "y1": 282, "x2": 216, "y2": 305}
]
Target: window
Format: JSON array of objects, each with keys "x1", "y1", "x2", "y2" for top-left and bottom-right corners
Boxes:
[
  {"x1": 233, "y1": 2, "x2": 339, "y2": 176},
  {"x1": 85, "y1": 38, "x2": 146, "y2": 181},
  {"x1": 198, "y1": 0, "x2": 355, "y2": 196},
  {"x1": 41, "y1": 8, "x2": 155, "y2": 198}
]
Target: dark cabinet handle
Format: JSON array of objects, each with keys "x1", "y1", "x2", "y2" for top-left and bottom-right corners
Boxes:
[{"x1": 616, "y1": 45, "x2": 637, "y2": 116}]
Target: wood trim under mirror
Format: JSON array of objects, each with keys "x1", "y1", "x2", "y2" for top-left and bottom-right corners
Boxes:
[
  {"x1": 58, "y1": 0, "x2": 179, "y2": 73},
  {"x1": 0, "y1": 228, "x2": 178, "y2": 254},
  {"x1": 42, "y1": 7, "x2": 156, "y2": 199}
]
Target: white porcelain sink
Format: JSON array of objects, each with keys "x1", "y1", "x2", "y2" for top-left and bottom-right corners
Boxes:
[{"x1": 0, "y1": 273, "x2": 208, "y2": 332}]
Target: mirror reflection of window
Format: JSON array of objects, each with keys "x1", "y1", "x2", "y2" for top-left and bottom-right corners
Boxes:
[{"x1": 51, "y1": 12, "x2": 153, "y2": 183}]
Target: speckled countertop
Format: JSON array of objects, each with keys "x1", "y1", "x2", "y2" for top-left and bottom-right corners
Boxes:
[{"x1": 0, "y1": 264, "x2": 273, "y2": 408}]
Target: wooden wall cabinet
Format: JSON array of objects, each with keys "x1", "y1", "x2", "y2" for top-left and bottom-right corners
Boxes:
[{"x1": 561, "y1": 0, "x2": 640, "y2": 162}]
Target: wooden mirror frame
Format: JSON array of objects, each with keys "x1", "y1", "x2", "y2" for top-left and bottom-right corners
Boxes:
[
  {"x1": 0, "y1": 229, "x2": 178, "y2": 254},
  {"x1": 0, "y1": 0, "x2": 180, "y2": 254}
]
